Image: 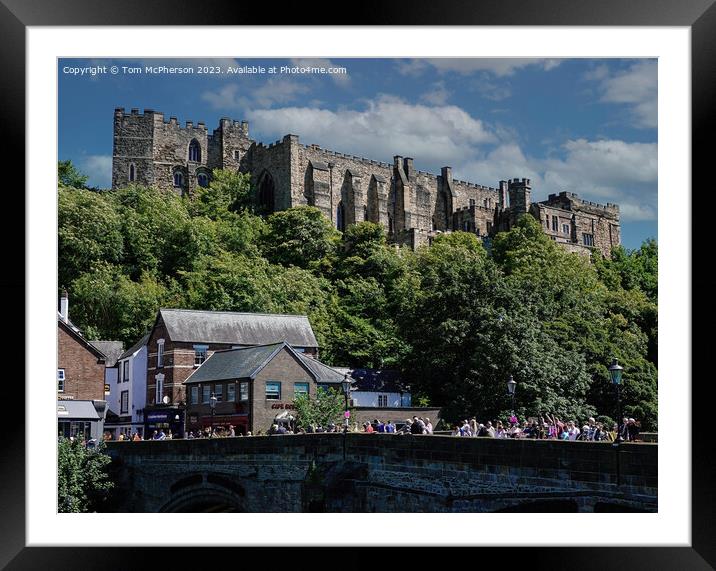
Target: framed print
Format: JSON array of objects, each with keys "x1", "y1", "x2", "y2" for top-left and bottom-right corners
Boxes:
[{"x1": 3, "y1": 0, "x2": 713, "y2": 567}]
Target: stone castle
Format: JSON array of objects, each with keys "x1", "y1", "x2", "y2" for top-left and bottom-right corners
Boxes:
[{"x1": 111, "y1": 108, "x2": 621, "y2": 257}]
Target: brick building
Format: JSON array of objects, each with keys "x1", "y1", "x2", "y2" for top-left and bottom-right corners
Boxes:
[
  {"x1": 184, "y1": 342, "x2": 343, "y2": 435},
  {"x1": 111, "y1": 108, "x2": 621, "y2": 257},
  {"x1": 143, "y1": 308, "x2": 319, "y2": 437},
  {"x1": 57, "y1": 292, "x2": 108, "y2": 440}
]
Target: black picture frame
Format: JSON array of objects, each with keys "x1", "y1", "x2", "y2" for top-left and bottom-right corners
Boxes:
[{"x1": 3, "y1": 0, "x2": 712, "y2": 568}]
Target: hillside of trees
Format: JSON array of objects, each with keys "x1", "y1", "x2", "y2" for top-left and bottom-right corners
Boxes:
[{"x1": 58, "y1": 161, "x2": 658, "y2": 428}]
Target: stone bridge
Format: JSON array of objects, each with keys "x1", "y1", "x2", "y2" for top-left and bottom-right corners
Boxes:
[{"x1": 103, "y1": 434, "x2": 657, "y2": 513}]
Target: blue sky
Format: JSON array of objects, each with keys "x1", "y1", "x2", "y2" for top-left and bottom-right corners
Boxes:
[{"x1": 58, "y1": 57, "x2": 657, "y2": 249}]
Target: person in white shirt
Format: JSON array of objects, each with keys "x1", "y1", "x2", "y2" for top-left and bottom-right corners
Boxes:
[
  {"x1": 567, "y1": 421, "x2": 580, "y2": 441},
  {"x1": 424, "y1": 418, "x2": 433, "y2": 434}
]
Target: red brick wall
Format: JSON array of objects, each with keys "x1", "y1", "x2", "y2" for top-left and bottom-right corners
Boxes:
[{"x1": 57, "y1": 323, "x2": 105, "y2": 401}]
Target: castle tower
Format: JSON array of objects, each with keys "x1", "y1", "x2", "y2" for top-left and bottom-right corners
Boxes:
[
  {"x1": 508, "y1": 178, "x2": 532, "y2": 223},
  {"x1": 112, "y1": 108, "x2": 159, "y2": 189}
]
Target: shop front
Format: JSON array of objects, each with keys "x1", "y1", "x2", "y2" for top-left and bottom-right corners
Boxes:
[
  {"x1": 187, "y1": 412, "x2": 249, "y2": 436},
  {"x1": 57, "y1": 400, "x2": 104, "y2": 442},
  {"x1": 143, "y1": 407, "x2": 185, "y2": 438}
]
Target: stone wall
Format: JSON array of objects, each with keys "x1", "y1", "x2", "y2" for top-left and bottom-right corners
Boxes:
[{"x1": 105, "y1": 434, "x2": 657, "y2": 513}]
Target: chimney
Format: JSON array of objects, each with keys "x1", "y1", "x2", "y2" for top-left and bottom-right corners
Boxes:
[{"x1": 59, "y1": 290, "x2": 69, "y2": 322}]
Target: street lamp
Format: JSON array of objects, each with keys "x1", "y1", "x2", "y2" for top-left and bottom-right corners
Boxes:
[
  {"x1": 341, "y1": 373, "x2": 352, "y2": 433},
  {"x1": 506, "y1": 375, "x2": 517, "y2": 415},
  {"x1": 209, "y1": 393, "x2": 217, "y2": 437},
  {"x1": 608, "y1": 359, "x2": 624, "y2": 444}
]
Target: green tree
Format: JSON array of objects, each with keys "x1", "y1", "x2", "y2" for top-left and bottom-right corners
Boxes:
[
  {"x1": 58, "y1": 186, "x2": 124, "y2": 287},
  {"x1": 191, "y1": 169, "x2": 254, "y2": 218},
  {"x1": 57, "y1": 438, "x2": 114, "y2": 513},
  {"x1": 58, "y1": 160, "x2": 88, "y2": 189},
  {"x1": 292, "y1": 389, "x2": 346, "y2": 429},
  {"x1": 261, "y1": 206, "x2": 340, "y2": 269}
]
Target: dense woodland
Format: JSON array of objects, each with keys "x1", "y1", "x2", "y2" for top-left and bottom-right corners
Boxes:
[{"x1": 58, "y1": 161, "x2": 658, "y2": 429}]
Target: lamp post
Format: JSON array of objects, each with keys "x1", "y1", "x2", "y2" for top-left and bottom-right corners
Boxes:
[
  {"x1": 608, "y1": 359, "x2": 624, "y2": 444},
  {"x1": 341, "y1": 373, "x2": 352, "y2": 434},
  {"x1": 209, "y1": 393, "x2": 217, "y2": 437},
  {"x1": 507, "y1": 375, "x2": 517, "y2": 415}
]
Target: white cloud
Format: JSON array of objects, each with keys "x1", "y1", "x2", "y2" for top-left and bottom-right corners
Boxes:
[
  {"x1": 420, "y1": 81, "x2": 451, "y2": 105},
  {"x1": 397, "y1": 58, "x2": 563, "y2": 77},
  {"x1": 80, "y1": 154, "x2": 112, "y2": 189},
  {"x1": 586, "y1": 60, "x2": 657, "y2": 129},
  {"x1": 289, "y1": 58, "x2": 350, "y2": 86},
  {"x1": 247, "y1": 94, "x2": 495, "y2": 164},
  {"x1": 457, "y1": 138, "x2": 657, "y2": 222},
  {"x1": 201, "y1": 78, "x2": 310, "y2": 110}
]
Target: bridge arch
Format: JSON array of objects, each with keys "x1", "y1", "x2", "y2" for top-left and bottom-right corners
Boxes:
[{"x1": 159, "y1": 473, "x2": 246, "y2": 513}]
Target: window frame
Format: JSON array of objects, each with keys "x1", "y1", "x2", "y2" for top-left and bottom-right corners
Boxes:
[
  {"x1": 57, "y1": 369, "x2": 65, "y2": 392},
  {"x1": 214, "y1": 383, "x2": 223, "y2": 402},
  {"x1": 190, "y1": 385, "x2": 199, "y2": 405},
  {"x1": 193, "y1": 344, "x2": 208, "y2": 367},
  {"x1": 155, "y1": 374, "x2": 164, "y2": 404},
  {"x1": 265, "y1": 381, "x2": 281, "y2": 401},
  {"x1": 123, "y1": 360, "x2": 129, "y2": 382},
  {"x1": 188, "y1": 139, "x2": 201, "y2": 162},
  {"x1": 562, "y1": 223, "x2": 571, "y2": 235},
  {"x1": 239, "y1": 381, "x2": 249, "y2": 402},
  {"x1": 156, "y1": 339, "x2": 165, "y2": 368},
  {"x1": 202, "y1": 385, "x2": 211, "y2": 404},
  {"x1": 294, "y1": 382, "x2": 310, "y2": 397},
  {"x1": 120, "y1": 390, "x2": 129, "y2": 414},
  {"x1": 227, "y1": 383, "x2": 236, "y2": 402},
  {"x1": 378, "y1": 394, "x2": 388, "y2": 408}
]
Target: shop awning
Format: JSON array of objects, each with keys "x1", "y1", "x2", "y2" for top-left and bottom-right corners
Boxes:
[{"x1": 57, "y1": 401, "x2": 100, "y2": 420}]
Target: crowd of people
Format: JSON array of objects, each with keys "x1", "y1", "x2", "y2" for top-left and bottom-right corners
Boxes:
[
  {"x1": 450, "y1": 415, "x2": 642, "y2": 442},
  {"x1": 96, "y1": 415, "x2": 643, "y2": 442}
]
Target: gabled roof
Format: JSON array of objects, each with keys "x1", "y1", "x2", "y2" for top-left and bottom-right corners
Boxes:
[
  {"x1": 184, "y1": 342, "x2": 344, "y2": 385},
  {"x1": 90, "y1": 340, "x2": 124, "y2": 367},
  {"x1": 157, "y1": 309, "x2": 318, "y2": 348},
  {"x1": 118, "y1": 331, "x2": 151, "y2": 361},
  {"x1": 58, "y1": 317, "x2": 106, "y2": 361}
]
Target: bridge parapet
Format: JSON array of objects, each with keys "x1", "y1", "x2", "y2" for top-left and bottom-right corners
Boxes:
[{"x1": 105, "y1": 434, "x2": 657, "y2": 513}]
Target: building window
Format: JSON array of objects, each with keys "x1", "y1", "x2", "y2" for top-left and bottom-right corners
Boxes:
[
  {"x1": 120, "y1": 391, "x2": 129, "y2": 414},
  {"x1": 239, "y1": 382, "x2": 249, "y2": 402},
  {"x1": 191, "y1": 386, "x2": 199, "y2": 405},
  {"x1": 562, "y1": 223, "x2": 570, "y2": 235},
  {"x1": 188, "y1": 139, "x2": 201, "y2": 162},
  {"x1": 214, "y1": 384, "x2": 223, "y2": 402},
  {"x1": 552, "y1": 215, "x2": 558, "y2": 232},
  {"x1": 266, "y1": 382, "x2": 281, "y2": 400},
  {"x1": 486, "y1": 221, "x2": 493, "y2": 233},
  {"x1": 129, "y1": 163, "x2": 136, "y2": 182},
  {"x1": 234, "y1": 149, "x2": 241, "y2": 161},
  {"x1": 194, "y1": 345, "x2": 208, "y2": 366},
  {"x1": 317, "y1": 384, "x2": 331, "y2": 394},
  {"x1": 378, "y1": 394, "x2": 388, "y2": 407},
  {"x1": 336, "y1": 202, "x2": 345, "y2": 232},
  {"x1": 469, "y1": 199, "x2": 475, "y2": 208},
  {"x1": 173, "y1": 171, "x2": 184, "y2": 188},
  {"x1": 197, "y1": 173, "x2": 209, "y2": 188},
  {"x1": 156, "y1": 339, "x2": 164, "y2": 368},
  {"x1": 123, "y1": 360, "x2": 129, "y2": 382},
  {"x1": 582, "y1": 233, "x2": 594, "y2": 247},
  {"x1": 227, "y1": 383, "x2": 236, "y2": 402},
  {"x1": 294, "y1": 382, "x2": 309, "y2": 397},
  {"x1": 57, "y1": 369, "x2": 65, "y2": 392},
  {"x1": 202, "y1": 385, "x2": 211, "y2": 403},
  {"x1": 155, "y1": 374, "x2": 164, "y2": 404}
]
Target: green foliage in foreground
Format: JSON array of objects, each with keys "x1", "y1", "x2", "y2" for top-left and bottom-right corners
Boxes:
[
  {"x1": 58, "y1": 163, "x2": 659, "y2": 429},
  {"x1": 292, "y1": 389, "x2": 346, "y2": 429},
  {"x1": 57, "y1": 438, "x2": 114, "y2": 513}
]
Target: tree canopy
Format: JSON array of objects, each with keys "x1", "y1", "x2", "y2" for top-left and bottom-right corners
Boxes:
[{"x1": 58, "y1": 164, "x2": 659, "y2": 428}]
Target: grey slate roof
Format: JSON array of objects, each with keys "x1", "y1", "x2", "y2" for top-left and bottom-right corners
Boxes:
[
  {"x1": 118, "y1": 331, "x2": 151, "y2": 361},
  {"x1": 184, "y1": 342, "x2": 344, "y2": 385},
  {"x1": 159, "y1": 309, "x2": 318, "y2": 347},
  {"x1": 57, "y1": 400, "x2": 100, "y2": 420},
  {"x1": 90, "y1": 340, "x2": 125, "y2": 367}
]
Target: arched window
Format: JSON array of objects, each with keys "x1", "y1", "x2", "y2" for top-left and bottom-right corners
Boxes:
[
  {"x1": 363, "y1": 205, "x2": 368, "y2": 221},
  {"x1": 197, "y1": 172, "x2": 209, "y2": 188},
  {"x1": 128, "y1": 163, "x2": 136, "y2": 182},
  {"x1": 188, "y1": 139, "x2": 201, "y2": 162},
  {"x1": 336, "y1": 202, "x2": 345, "y2": 232},
  {"x1": 258, "y1": 171, "x2": 276, "y2": 214},
  {"x1": 388, "y1": 215, "x2": 393, "y2": 235},
  {"x1": 173, "y1": 171, "x2": 184, "y2": 188}
]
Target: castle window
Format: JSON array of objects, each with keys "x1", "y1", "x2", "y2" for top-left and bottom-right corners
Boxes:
[
  {"x1": 469, "y1": 199, "x2": 475, "y2": 208},
  {"x1": 197, "y1": 173, "x2": 209, "y2": 188},
  {"x1": 582, "y1": 233, "x2": 594, "y2": 247},
  {"x1": 486, "y1": 221, "x2": 493, "y2": 233},
  {"x1": 364, "y1": 205, "x2": 368, "y2": 221},
  {"x1": 188, "y1": 139, "x2": 201, "y2": 162},
  {"x1": 552, "y1": 216, "x2": 558, "y2": 232},
  {"x1": 234, "y1": 149, "x2": 241, "y2": 161},
  {"x1": 388, "y1": 216, "x2": 393, "y2": 235},
  {"x1": 484, "y1": 198, "x2": 488, "y2": 208},
  {"x1": 562, "y1": 223, "x2": 570, "y2": 235},
  {"x1": 128, "y1": 163, "x2": 136, "y2": 182},
  {"x1": 173, "y1": 171, "x2": 184, "y2": 188}
]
